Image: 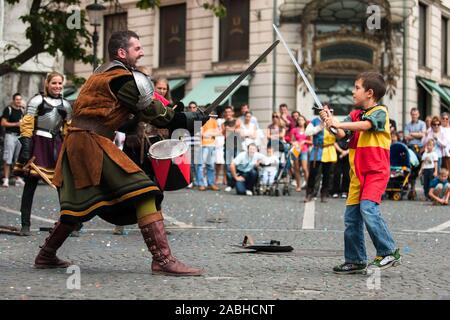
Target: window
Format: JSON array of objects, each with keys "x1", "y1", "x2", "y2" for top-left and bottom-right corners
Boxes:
[
  {"x1": 159, "y1": 4, "x2": 186, "y2": 67},
  {"x1": 418, "y1": 3, "x2": 427, "y2": 67},
  {"x1": 219, "y1": 0, "x2": 250, "y2": 61},
  {"x1": 442, "y1": 16, "x2": 449, "y2": 76},
  {"x1": 417, "y1": 84, "x2": 431, "y2": 117},
  {"x1": 103, "y1": 13, "x2": 128, "y2": 62},
  {"x1": 320, "y1": 43, "x2": 373, "y2": 63},
  {"x1": 315, "y1": 76, "x2": 355, "y2": 116}
]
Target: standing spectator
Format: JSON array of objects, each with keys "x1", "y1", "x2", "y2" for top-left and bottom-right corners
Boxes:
[
  {"x1": 1, "y1": 93, "x2": 25, "y2": 187},
  {"x1": 290, "y1": 115, "x2": 311, "y2": 192},
  {"x1": 425, "y1": 115, "x2": 433, "y2": 131},
  {"x1": 404, "y1": 107, "x2": 426, "y2": 155},
  {"x1": 215, "y1": 108, "x2": 226, "y2": 186},
  {"x1": 238, "y1": 104, "x2": 259, "y2": 129},
  {"x1": 267, "y1": 112, "x2": 286, "y2": 154},
  {"x1": 419, "y1": 139, "x2": 439, "y2": 200},
  {"x1": 222, "y1": 106, "x2": 241, "y2": 192},
  {"x1": 404, "y1": 108, "x2": 426, "y2": 199},
  {"x1": 331, "y1": 139, "x2": 350, "y2": 199},
  {"x1": 279, "y1": 103, "x2": 295, "y2": 143},
  {"x1": 14, "y1": 72, "x2": 72, "y2": 236},
  {"x1": 185, "y1": 101, "x2": 201, "y2": 188},
  {"x1": 428, "y1": 168, "x2": 449, "y2": 205},
  {"x1": 197, "y1": 117, "x2": 220, "y2": 191},
  {"x1": 153, "y1": 77, "x2": 172, "y2": 104},
  {"x1": 228, "y1": 143, "x2": 265, "y2": 196},
  {"x1": 389, "y1": 118, "x2": 397, "y2": 134},
  {"x1": 240, "y1": 111, "x2": 257, "y2": 150},
  {"x1": 239, "y1": 104, "x2": 263, "y2": 148},
  {"x1": 422, "y1": 116, "x2": 448, "y2": 169},
  {"x1": 440, "y1": 112, "x2": 450, "y2": 173},
  {"x1": 304, "y1": 106, "x2": 337, "y2": 203}
]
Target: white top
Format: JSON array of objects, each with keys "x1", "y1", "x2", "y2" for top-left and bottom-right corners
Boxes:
[
  {"x1": 421, "y1": 151, "x2": 438, "y2": 170},
  {"x1": 441, "y1": 127, "x2": 450, "y2": 157},
  {"x1": 232, "y1": 151, "x2": 266, "y2": 173}
]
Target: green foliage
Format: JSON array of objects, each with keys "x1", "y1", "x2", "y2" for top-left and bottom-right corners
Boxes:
[
  {"x1": 201, "y1": 1, "x2": 227, "y2": 18},
  {"x1": 136, "y1": 0, "x2": 160, "y2": 10},
  {"x1": 0, "y1": 0, "x2": 226, "y2": 76}
]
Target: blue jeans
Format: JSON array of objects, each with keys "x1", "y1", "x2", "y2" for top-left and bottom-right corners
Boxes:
[
  {"x1": 195, "y1": 146, "x2": 216, "y2": 187},
  {"x1": 344, "y1": 200, "x2": 396, "y2": 264},
  {"x1": 227, "y1": 169, "x2": 258, "y2": 195}
]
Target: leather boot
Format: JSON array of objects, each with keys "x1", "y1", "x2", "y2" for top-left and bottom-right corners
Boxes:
[
  {"x1": 140, "y1": 220, "x2": 203, "y2": 276},
  {"x1": 34, "y1": 221, "x2": 74, "y2": 269}
]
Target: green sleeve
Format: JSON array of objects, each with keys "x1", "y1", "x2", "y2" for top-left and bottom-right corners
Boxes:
[{"x1": 361, "y1": 109, "x2": 387, "y2": 132}]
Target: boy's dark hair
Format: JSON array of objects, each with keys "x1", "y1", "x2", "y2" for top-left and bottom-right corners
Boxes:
[
  {"x1": 12, "y1": 93, "x2": 21, "y2": 100},
  {"x1": 224, "y1": 105, "x2": 234, "y2": 111},
  {"x1": 356, "y1": 72, "x2": 386, "y2": 101},
  {"x1": 108, "y1": 30, "x2": 139, "y2": 60}
]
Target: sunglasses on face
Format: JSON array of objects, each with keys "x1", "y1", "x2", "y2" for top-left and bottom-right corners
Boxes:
[
  {"x1": 432, "y1": 123, "x2": 440, "y2": 127},
  {"x1": 442, "y1": 118, "x2": 449, "y2": 120},
  {"x1": 272, "y1": 116, "x2": 279, "y2": 118}
]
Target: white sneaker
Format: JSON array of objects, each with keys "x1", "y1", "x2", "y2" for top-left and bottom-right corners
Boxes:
[
  {"x1": 187, "y1": 183, "x2": 193, "y2": 189},
  {"x1": 246, "y1": 190, "x2": 253, "y2": 196},
  {"x1": 224, "y1": 186, "x2": 232, "y2": 192},
  {"x1": 341, "y1": 193, "x2": 347, "y2": 199},
  {"x1": 15, "y1": 177, "x2": 25, "y2": 187},
  {"x1": 332, "y1": 193, "x2": 339, "y2": 198},
  {"x1": 301, "y1": 181, "x2": 306, "y2": 188},
  {"x1": 1, "y1": 178, "x2": 9, "y2": 188}
]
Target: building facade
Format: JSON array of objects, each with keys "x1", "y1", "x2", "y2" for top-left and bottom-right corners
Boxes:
[{"x1": 71, "y1": 0, "x2": 450, "y2": 129}]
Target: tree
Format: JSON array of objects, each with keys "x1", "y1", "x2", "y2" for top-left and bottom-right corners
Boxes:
[{"x1": 0, "y1": 0, "x2": 225, "y2": 77}]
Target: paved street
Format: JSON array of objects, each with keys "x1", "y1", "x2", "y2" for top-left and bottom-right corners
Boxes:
[{"x1": 1, "y1": 184, "x2": 450, "y2": 300}]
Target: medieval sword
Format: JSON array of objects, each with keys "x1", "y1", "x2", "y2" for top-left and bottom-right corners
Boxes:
[
  {"x1": 202, "y1": 40, "x2": 280, "y2": 115},
  {"x1": 272, "y1": 24, "x2": 338, "y2": 135}
]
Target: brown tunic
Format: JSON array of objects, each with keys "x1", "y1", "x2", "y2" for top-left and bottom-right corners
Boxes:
[{"x1": 53, "y1": 68, "x2": 142, "y2": 189}]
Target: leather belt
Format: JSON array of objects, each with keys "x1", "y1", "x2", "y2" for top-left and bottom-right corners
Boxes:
[{"x1": 71, "y1": 117, "x2": 115, "y2": 140}]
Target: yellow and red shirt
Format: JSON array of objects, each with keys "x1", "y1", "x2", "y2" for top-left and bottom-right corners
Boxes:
[{"x1": 344, "y1": 105, "x2": 391, "y2": 205}]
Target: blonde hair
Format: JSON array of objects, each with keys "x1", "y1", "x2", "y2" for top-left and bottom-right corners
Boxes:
[{"x1": 44, "y1": 71, "x2": 64, "y2": 97}]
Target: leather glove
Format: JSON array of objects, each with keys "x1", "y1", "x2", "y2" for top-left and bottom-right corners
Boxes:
[
  {"x1": 171, "y1": 101, "x2": 185, "y2": 113},
  {"x1": 18, "y1": 136, "x2": 32, "y2": 164}
]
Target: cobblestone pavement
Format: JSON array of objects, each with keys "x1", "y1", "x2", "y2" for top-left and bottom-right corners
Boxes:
[{"x1": 1, "y1": 184, "x2": 450, "y2": 300}]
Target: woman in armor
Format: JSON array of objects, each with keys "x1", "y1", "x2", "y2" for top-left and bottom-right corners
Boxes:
[{"x1": 14, "y1": 72, "x2": 72, "y2": 236}]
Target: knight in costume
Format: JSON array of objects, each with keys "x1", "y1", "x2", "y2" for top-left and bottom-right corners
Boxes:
[
  {"x1": 14, "y1": 72, "x2": 72, "y2": 236},
  {"x1": 33, "y1": 30, "x2": 208, "y2": 276}
]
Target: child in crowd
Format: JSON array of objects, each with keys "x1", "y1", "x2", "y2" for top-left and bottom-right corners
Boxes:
[
  {"x1": 419, "y1": 139, "x2": 439, "y2": 200},
  {"x1": 428, "y1": 168, "x2": 449, "y2": 205}
]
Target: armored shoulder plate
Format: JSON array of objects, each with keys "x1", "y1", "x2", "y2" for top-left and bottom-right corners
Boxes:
[
  {"x1": 95, "y1": 59, "x2": 154, "y2": 110},
  {"x1": 62, "y1": 98, "x2": 73, "y2": 120},
  {"x1": 94, "y1": 60, "x2": 129, "y2": 74},
  {"x1": 132, "y1": 70, "x2": 154, "y2": 110},
  {"x1": 26, "y1": 94, "x2": 44, "y2": 116}
]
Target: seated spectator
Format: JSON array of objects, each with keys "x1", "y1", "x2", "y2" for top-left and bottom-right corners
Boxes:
[
  {"x1": 428, "y1": 168, "x2": 450, "y2": 205},
  {"x1": 225, "y1": 143, "x2": 265, "y2": 196},
  {"x1": 238, "y1": 104, "x2": 260, "y2": 129},
  {"x1": 260, "y1": 146, "x2": 279, "y2": 187}
]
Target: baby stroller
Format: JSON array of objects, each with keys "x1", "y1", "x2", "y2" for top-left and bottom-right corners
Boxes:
[
  {"x1": 271, "y1": 142, "x2": 293, "y2": 196},
  {"x1": 385, "y1": 142, "x2": 412, "y2": 201}
]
